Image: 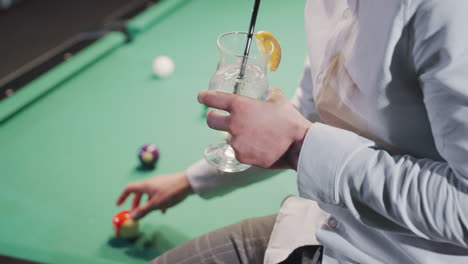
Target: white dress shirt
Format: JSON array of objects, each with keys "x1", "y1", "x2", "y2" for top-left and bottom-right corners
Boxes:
[{"x1": 187, "y1": 0, "x2": 468, "y2": 263}]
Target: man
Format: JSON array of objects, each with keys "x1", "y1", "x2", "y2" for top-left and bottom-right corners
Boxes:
[{"x1": 117, "y1": 0, "x2": 468, "y2": 262}]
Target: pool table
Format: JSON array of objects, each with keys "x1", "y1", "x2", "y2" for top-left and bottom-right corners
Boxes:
[{"x1": 0, "y1": 0, "x2": 307, "y2": 263}]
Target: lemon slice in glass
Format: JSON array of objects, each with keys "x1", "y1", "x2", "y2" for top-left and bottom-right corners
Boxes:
[{"x1": 254, "y1": 31, "x2": 282, "y2": 72}]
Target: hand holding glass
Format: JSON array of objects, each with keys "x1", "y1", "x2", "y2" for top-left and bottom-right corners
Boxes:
[{"x1": 204, "y1": 31, "x2": 273, "y2": 172}]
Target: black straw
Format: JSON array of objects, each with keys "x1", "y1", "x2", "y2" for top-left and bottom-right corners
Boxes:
[{"x1": 234, "y1": 0, "x2": 261, "y2": 94}]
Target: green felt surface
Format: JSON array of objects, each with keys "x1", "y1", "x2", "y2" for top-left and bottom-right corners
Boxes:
[{"x1": 0, "y1": 0, "x2": 307, "y2": 263}]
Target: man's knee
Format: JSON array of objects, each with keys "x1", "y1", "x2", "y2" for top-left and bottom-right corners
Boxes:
[{"x1": 149, "y1": 214, "x2": 277, "y2": 264}]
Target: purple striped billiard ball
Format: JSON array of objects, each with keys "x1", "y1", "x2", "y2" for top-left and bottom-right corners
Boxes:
[{"x1": 138, "y1": 144, "x2": 159, "y2": 169}]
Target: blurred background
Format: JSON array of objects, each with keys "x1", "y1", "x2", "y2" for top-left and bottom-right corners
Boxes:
[{"x1": 0, "y1": 0, "x2": 158, "y2": 100}]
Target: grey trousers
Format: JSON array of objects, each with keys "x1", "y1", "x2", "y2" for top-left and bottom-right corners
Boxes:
[{"x1": 149, "y1": 214, "x2": 322, "y2": 264}]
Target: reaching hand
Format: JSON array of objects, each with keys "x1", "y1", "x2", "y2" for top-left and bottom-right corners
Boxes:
[
  {"x1": 198, "y1": 88, "x2": 312, "y2": 170},
  {"x1": 116, "y1": 172, "x2": 193, "y2": 220}
]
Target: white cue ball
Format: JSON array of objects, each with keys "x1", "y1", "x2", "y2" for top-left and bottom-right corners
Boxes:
[{"x1": 152, "y1": 56, "x2": 175, "y2": 78}]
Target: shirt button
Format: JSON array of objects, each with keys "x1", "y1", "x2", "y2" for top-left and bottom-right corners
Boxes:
[
  {"x1": 327, "y1": 217, "x2": 338, "y2": 228},
  {"x1": 343, "y1": 8, "x2": 352, "y2": 19}
]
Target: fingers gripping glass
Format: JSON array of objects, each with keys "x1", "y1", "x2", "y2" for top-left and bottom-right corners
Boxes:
[{"x1": 203, "y1": 32, "x2": 273, "y2": 172}]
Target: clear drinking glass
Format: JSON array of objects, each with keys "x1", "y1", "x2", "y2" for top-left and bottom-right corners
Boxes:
[{"x1": 204, "y1": 31, "x2": 272, "y2": 172}]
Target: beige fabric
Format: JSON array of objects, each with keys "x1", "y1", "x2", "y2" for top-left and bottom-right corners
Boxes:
[{"x1": 264, "y1": 196, "x2": 328, "y2": 264}]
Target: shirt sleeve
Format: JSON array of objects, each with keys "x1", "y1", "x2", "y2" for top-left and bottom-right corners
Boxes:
[
  {"x1": 186, "y1": 159, "x2": 283, "y2": 199},
  {"x1": 297, "y1": 1, "x2": 468, "y2": 248},
  {"x1": 187, "y1": 57, "x2": 319, "y2": 198}
]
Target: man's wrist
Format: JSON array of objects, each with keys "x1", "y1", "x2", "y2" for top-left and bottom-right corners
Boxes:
[
  {"x1": 179, "y1": 171, "x2": 194, "y2": 195},
  {"x1": 287, "y1": 121, "x2": 313, "y2": 170}
]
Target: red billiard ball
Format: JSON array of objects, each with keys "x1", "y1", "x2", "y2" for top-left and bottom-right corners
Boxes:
[{"x1": 112, "y1": 210, "x2": 139, "y2": 239}]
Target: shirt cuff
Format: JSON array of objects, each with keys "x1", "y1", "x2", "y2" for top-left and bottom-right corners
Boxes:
[
  {"x1": 186, "y1": 159, "x2": 224, "y2": 197},
  {"x1": 297, "y1": 123, "x2": 374, "y2": 205}
]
